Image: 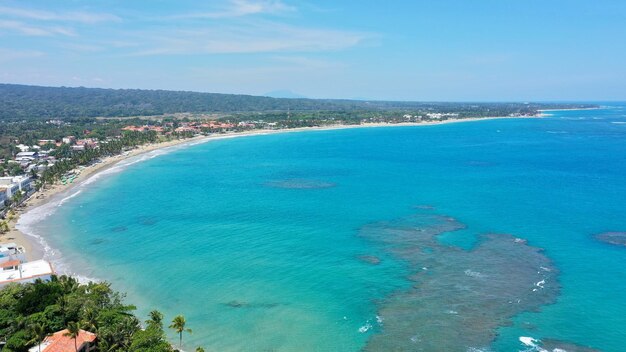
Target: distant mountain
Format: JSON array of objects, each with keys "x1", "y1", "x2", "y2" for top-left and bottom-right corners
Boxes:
[
  {"x1": 264, "y1": 90, "x2": 307, "y2": 99},
  {"x1": 0, "y1": 83, "x2": 597, "y2": 121},
  {"x1": 0, "y1": 83, "x2": 361, "y2": 120}
]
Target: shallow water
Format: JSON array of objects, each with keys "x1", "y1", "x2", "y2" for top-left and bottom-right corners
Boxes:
[{"x1": 21, "y1": 105, "x2": 626, "y2": 351}]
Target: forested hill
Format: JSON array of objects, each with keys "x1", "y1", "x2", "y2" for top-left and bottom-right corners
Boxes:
[
  {"x1": 0, "y1": 83, "x2": 353, "y2": 120},
  {"x1": 0, "y1": 83, "x2": 596, "y2": 121}
]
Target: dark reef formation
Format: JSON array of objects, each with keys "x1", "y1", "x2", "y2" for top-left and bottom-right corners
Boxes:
[
  {"x1": 541, "y1": 338, "x2": 601, "y2": 352},
  {"x1": 265, "y1": 179, "x2": 336, "y2": 189},
  {"x1": 594, "y1": 231, "x2": 626, "y2": 247},
  {"x1": 359, "y1": 213, "x2": 560, "y2": 351},
  {"x1": 357, "y1": 255, "x2": 382, "y2": 265}
]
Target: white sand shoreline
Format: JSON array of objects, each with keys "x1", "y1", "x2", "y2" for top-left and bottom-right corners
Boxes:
[{"x1": 6, "y1": 115, "x2": 542, "y2": 265}]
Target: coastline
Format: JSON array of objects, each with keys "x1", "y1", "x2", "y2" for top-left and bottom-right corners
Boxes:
[
  {"x1": 5, "y1": 115, "x2": 541, "y2": 263},
  {"x1": 2, "y1": 135, "x2": 211, "y2": 260},
  {"x1": 537, "y1": 107, "x2": 601, "y2": 112}
]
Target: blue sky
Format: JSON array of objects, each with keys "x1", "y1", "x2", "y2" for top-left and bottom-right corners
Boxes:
[{"x1": 0, "y1": 0, "x2": 625, "y2": 101}]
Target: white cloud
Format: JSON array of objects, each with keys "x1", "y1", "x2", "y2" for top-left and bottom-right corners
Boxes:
[
  {"x1": 0, "y1": 19, "x2": 76, "y2": 36},
  {"x1": 0, "y1": 48, "x2": 44, "y2": 62},
  {"x1": 129, "y1": 22, "x2": 369, "y2": 56},
  {"x1": 271, "y1": 55, "x2": 345, "y2": 69},
  {"x1": 174, "y1": 0, "x2": 295, "y2": 19},
  {"x1": 0, "y1": 6, "x2": 121, "y2": 24}
]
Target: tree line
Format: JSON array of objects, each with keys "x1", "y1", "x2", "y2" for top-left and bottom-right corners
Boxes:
[
  {"x1": 0, "y1": 276, "x2": 200, "y2": 352},
  {"x1": 0, "y1": 83, "x2": 596, "y2": 121}
]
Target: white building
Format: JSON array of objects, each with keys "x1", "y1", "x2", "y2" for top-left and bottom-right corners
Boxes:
[
  {"x1": 62, "y1": 136, "x2": 76, "y2": 144},
  {"x1": 0, "y1": 176, "x2": 31, "y2": 198},
  {"x1": 16, "y1": 144, "x2": 30, "y2": 152},
  {"x1": 0, "y1": 178, "x2": 20, "y2": 198},
  {"x1": 0, "y1": 243, "x2": 27, "y2": 265},
  {"x1": 0, "y1": 188, "x2": 7, "y2": 206},
  {"x1": 0, "y1": 259, "x2": 54, "y2": 287},
  {"x1": 12, "y1": 175, "x2": 32, "y2": 193},
  {"x1": 15, "y1": 151, "x2": 38, "y2": 162}
]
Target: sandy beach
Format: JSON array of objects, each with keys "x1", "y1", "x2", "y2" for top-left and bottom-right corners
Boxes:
[{"x1": 3, "y1": 115, "x2": 541, "y2": 261}]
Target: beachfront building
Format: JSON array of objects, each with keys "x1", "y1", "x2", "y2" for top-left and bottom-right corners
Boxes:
[
  {"x1": 0, "y1": 259, "x2": 54, "y2": 288},
  {"x1": 0, "y1": 242, "x2": 27, "y2": 264},
  {"x1": 28, "y1": 329, "x2": 97, "y2": 352},
  {"x1": 0, "y1": 178, "x2": 20, "y2": 198},
  {"x1": 0, "y1": 188, "x2": 7, "y2": 206},
  {"x1": 0, "y1": 176, "x2": 32, "y2": 198},
  {"x1": 12, "y1": 175, "x2": 32, "y2": 193}
]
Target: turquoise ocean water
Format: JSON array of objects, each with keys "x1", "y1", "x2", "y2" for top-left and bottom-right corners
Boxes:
[{"x1": 20, "y1": 106, "x2": 626, "y2": 351}]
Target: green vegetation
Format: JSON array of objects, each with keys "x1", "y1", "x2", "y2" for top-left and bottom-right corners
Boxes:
[
  {"x1": 0, "y1": 83, "x2": 596, "y2": 121},
  {"x1": 0, "y1": 276, "x2": 200, "y2": 352},
  {"x1": 63, "y1": 322, "x2": 80, "y2": 352},
  {"x1": 37, "y1": 131, "x2": 161, "y2": 188},
  {"x1": 169, "y1": 315, "x2": 192, "y2": 350}
]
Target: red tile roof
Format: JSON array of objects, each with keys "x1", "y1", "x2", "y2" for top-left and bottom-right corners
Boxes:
[
  {"x1": 42, "y1": 329, "x2": 96, "y2": 352},
  {"x1": 0, "y1": 260, "x2": 20, "y2": 269}
]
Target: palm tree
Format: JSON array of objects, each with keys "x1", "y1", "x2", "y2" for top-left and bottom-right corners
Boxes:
[
  {"x1": 147, "y1": 310, "x2": 164, "y2": 328},
  {"x1": 169, "y1": 315, "x2": 192, "y2": 350},
  {"x1": 64, "y1": 322, "x2": 81, "y2": 352},
  {"x1": 0, "y1": 221, "x2": 9, "y2": 234},
  {"x1": 28, "y1": 323, "x2": 48, "y2": 352},
  {"x1": 195, "y1": 347, "x2": 205, "y2": 352},
  {"x1": 81, "y1": 307, "x2": 99, "y2": 332}
]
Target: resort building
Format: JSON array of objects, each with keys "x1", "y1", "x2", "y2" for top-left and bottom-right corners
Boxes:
[
  {"x1": 12, "y1": 175, "x2": 32, "y2": 193},
  {"x1": 0, "y1": 188, "x2": 7, "y2": 206},
  {"x1": 0, "y1": 176, "x2": 32, "y2": 200},
  {"x1": 0, "y1": 259, "x2": 54, "y2": 288},
  {"x1": 0, "y1": 178, "x2": 20, "y2": 198},
  {"x1": 28, "y1": 329, "x2": 97, "y2": 352}
]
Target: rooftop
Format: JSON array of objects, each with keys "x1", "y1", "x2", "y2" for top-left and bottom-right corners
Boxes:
[
  {"x1": 29, "y1": 329, "x2": 97, "y2": 352},
  {"x1": 0, "y1": 242, "x2": 21, "y2": 251},
  {"x1": 0, "y1": 259, "x2": 54, "y2": 284},
  {"x1": 0, "y1": 260, "x2": 20, "y2": 269}
]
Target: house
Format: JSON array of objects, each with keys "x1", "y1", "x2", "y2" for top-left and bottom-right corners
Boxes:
[
  {"x1": 75, "y1": 139, "x2": 98, "y2": 149},
  {"x1": 28, "y1": 329, "x2": 97, "y2": 352},
  {"x1": 62, "y1": 136, "x2": 76, "y2": 144},
  {"x1": 0, "y1": 259, "x2": 54, "y2": 287},
  {"x1": 16, "y1": 144, "x2": 30, "y2": 152},
  {"x1": 15, "y1": 151, "x2": 39, "y2": 162},
  {"x1": 38, "y1": 139, "x2": 56, "y2": 146}
]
